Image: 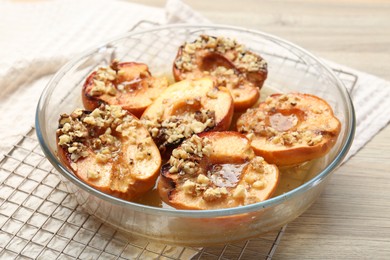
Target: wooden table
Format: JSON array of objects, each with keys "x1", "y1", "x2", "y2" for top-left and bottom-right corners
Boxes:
[{"x1": 132, "y1": 0, "x2": 390, "y2": 258}]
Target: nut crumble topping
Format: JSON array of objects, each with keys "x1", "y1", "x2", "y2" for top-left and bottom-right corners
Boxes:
[
  {"x1": 168, "y1": 137, "x2": 274, "y2": 203},
  {"x1": 175, "y1": 35, "x2": 267, "y2": 73},
  {"x1": 57, "y1": 105, "x2": 150, "y2": 168},
  {"x1": 238, "y1": 94, "x2": 325, "y2": 147},
  {"x1": 90, "y1": 62, "x2": 118, "y2": 97},
  {"x1": 175, "y1": 35, "x2": 267, "y2": 95},
  {"x1": 168, "y1": 135, "x2": 212, "y2": 176},
  {"x1": 87, "y1": 60, "x2": 160, "y2": 98},
  {"x1": 141, "y1": 109, "x2": 215, "y2": 151},
  {"x1": 243, "y1": 157, "x2": 268, "y2": 190}
]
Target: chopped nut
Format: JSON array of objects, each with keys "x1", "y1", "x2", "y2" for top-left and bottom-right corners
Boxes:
[
  {"x1": 197, "y1": 174, "x2": 210, "y2": 185},
  {"x1": 244, "y1": 173, "x2": 257, "y2": 184},
  {"x1": 172, "y1": 149, "x2": 189, "y2": 160},
  {"x1": 169, "y1": 165, "x2": 179, "y2": 173},
  {"x1": 58, "y1": 134, "x2": 71, "y2": 146},
  {"x1": 252, "y1": 180, "x2": 266, "y2": 189},
  {"x1": 87, "y1": 170, "x2": 100, "y2": 179},
  {"x1": 182, "y1": 180, "x2": 196, "y2": 195},
  {"x1": 202, "y1": 187, "x2": 228, "y2": 202},
  {"x1": 232, "y1": 184, "x2": 247, "y2": 200},
  {"x1": 68, "y1": 146, "x2": 77, "y2": 153},
  {"x1": 83, "y1": 116, "x2": 96, "y2": 125},
  {"x1": 141, "y1": 109, "x2": 215, "y2": 150},
  {"x1": 271, "y1": 135, "x2": 282, "y2": 144},
  {"x1": 249, "y1": 157, "x2": 265, "y2": 173},
  {"x1": 201, "y1": 143, "x2": 213, "y2": 157},
  {"x1": 176, "y1": 35, "x2": 267, "y2": 81},
  {"x1": 190, "y1": 121, "x2": 206, "y2": 133},
  {"x1": 61, "y1": 123, "x2": 71, "y2": 133},
  {"x1": 168, "y1": 135, "x2": 212, "y2": 176},
  {"x1": 90, "y1": 108, "x2": 102, "y2": 118},
  {"x1": 71, "y1": 108, "x2": 83, "y2": 118}
]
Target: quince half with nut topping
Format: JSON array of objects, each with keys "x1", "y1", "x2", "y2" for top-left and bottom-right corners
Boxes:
[
  {"x1": 82, "y1": 60, "x2": 168, "y2": 118},
  {"x1": 173, "y1": 35, "x2": 267, "y2": 111},
  {"x1": 56, "y1": 105, "x2": 161, "y2": 200},
  {"x1": 158, "y1": 132, "x2": 279, "y2": 210},
  {"x1": 237, "y1": 93, "x2": 341, "y2": 166},
  {"x1": 141, "y1": 77, "x2": 234, "y2": 153}
]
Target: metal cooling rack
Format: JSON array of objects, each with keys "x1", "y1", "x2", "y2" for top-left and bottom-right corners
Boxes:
[
  {"x1": 0, "y1": 128, "x2": 286, "y2": 259},
  {"x1": 0, "y1": 21, "x2": 358, "y2": 259}
]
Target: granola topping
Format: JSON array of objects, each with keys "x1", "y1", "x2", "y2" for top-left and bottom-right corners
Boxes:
[{"x1": 232, "y1": 184, "x2": 247, "y2": 200}]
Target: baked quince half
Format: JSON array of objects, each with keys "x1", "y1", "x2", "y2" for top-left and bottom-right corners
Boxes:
[
  {"x1": 141, "y1": 77, "x2": 234, "y2": 152},
  {"x1": 173, "y1": 35, "x2": 267, "y2": 111},
  {"x1": 158, "y1": 132, "x2": 279, "y2": 210},
  {"x1": 82, "y1": 60, "x2": 168, "y2": 118},
  {"x1": 236, "y1": 93, "x2": 341, "y2": 166},
  {"x1": 56, "y1": 105, "x2": 161, "y2": 200}
]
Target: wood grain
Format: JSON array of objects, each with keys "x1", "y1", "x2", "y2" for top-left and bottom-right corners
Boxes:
[{"x1": 129, "y1": 0, "x2": 390, "y2": 258}]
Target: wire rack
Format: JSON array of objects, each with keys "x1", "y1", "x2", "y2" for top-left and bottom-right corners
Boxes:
[
  {"x1": 0, "y1": 21, "x2": 358, "y2": 259},
  {"x1": 0, "y1": 127, "x2": 286, "y2": 260}
]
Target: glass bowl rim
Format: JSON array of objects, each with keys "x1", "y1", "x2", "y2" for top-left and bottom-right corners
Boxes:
[{"x1": 35, "y1": 23, "x2": 356, "y2": 218}]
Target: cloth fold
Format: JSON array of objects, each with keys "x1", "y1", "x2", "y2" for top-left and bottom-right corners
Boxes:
[
  {"x1": 325, "y1": 60, "x2": 390, "y2": 161},
  {"x1": 0, "y1": 0, "x2": 165, "y2": 158},
  {"x1": 0, "y1": 0, "x2": 389, "y2": 163}
]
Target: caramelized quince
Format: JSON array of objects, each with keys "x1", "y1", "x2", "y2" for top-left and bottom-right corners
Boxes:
[
  {"x1": 141, "y1": 77, "x2": 234, "y2": 152},
  {"x1": 83, "y1": 60, "x2": 168, "y2": 118},
  {"x1": 236, "y1": 93, "x2": 341, "y2": 166},
  {"x1": 173, "y1": 35, "x2": 267, "y2": 111},
  {"x1": 158, "y1": 132, "x2": 279, "y2": 210},
  {"x1": 56, "y1": 105, "x2": 161, "y2": 200}
]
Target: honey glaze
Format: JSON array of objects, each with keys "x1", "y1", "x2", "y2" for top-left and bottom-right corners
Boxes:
[
  {"x1": 268, "y1": 112, "x2": 298, "y2": 132},
  {"x1": 207, "y1": 163, "x2": 246, "y2": 187}
]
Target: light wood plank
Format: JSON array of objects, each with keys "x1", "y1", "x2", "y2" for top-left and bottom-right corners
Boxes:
[{"x1": 128, "y1": 0, "x2": 390, "y2": 258}]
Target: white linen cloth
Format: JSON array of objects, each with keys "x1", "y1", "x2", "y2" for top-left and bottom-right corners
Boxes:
[{"x1": 0, "y1": 0, "x2": 389, "y2": 164}]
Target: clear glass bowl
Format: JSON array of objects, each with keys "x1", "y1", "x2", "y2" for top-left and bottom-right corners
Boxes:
[{"x1": 36, "y1": 24, "x2": 355, "y2": 246}]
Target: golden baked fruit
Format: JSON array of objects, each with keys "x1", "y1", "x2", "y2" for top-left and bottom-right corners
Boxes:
[
  {"x1": 158, "y1": 132, "x2": 279, "y2": 210},
  {"x1": 56, "y1": 105, "x2": 162, "y2": 200},
  {"x1": 141, "y1": 77, "x2": 234, "y2": 152},
  {"x1": 82, "y1": 60, "x2": 169, "y2": 118},
  {"x1": 173, "y1": 35, "x2": 267, "y2": 111},
  {"x1": 236, "y1": 93, "x2": 341, "y2": 166}
]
